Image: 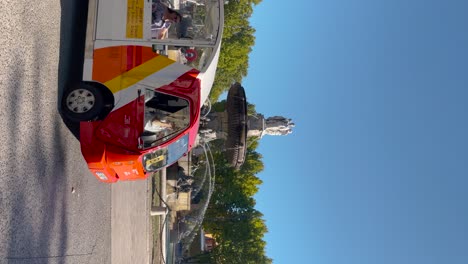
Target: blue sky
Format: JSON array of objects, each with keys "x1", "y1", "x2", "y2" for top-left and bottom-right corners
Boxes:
[{"x1": 243, "y1": 1, "x2": 468, "y2": 263}]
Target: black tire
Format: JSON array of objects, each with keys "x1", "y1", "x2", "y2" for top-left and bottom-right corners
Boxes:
[{"x1": 61, "y1": 83, "x2": 104, "y2": 122}]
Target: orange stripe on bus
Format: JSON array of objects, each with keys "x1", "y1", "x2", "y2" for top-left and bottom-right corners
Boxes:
[
  {"x1": 126, "y1": 46, "x2": 134, "y2": 71},
  {"x1": 135, "y1": 46, "x2": 142, "y2": 66},
  {"x1": 92, "y1": 46, "x2": 159, "y2": 84},
  {"x1": 104, "y1": 55, "x2": 175, "y2": 94}
]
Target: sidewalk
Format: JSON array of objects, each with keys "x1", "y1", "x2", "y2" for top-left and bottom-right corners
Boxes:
[{"x1": 111, "y1": 176, "x2": 152, "y2": 264}]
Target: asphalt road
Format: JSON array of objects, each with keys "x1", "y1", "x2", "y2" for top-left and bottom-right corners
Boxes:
[{"x1": 0, "y1": 0, "x2": 111, "y2": 263}]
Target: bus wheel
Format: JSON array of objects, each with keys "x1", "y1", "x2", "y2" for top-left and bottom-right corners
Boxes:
[{"x1": 62, "y1": 83, "x2": 104, "y2": 122}]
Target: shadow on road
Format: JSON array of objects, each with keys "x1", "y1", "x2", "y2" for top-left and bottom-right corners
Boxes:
[
  {"x1": 3, "y1": 0, "x2": 94, "y2": 262},
  {"x1": 5, "y1": 30, "x2": 69, "y2": 264},
  {"x1": 57, "y1": 0, "x2": 89, "y2": 140}
]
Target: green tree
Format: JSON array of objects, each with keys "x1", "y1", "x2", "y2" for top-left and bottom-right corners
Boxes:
[
  {"x1": 209, "y1": 0, "x2": 262, "y2": 101},
  {"x1": 194, "y1": 1, "x2": 271, "y2": 260},
  {"x1": 199, "y1": 137, "x2": 272, "y2": 263}
]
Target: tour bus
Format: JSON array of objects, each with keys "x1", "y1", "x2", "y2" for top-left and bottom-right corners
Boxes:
[{"x1": 61, "y1": 0, "x2": 224, "y2": 183}]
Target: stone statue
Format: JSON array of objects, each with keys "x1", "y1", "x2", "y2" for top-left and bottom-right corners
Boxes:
[
  {"x1": 198, "y1": 112, "x2": 295, "y2": 143},
  {"x1": 263, "y1": 116, "x2": 295, "y2": 136}
]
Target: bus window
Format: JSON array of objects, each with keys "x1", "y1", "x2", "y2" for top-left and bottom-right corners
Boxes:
[
  {"x1": 160, "y1": 46, "x2": 212, "y2": 71},
  {"x1": 151, "y1": 0, "x2": 219, "y2": 42},
  {"x1": 143, "y1": 90, "x2": 190, "y2": 148}
]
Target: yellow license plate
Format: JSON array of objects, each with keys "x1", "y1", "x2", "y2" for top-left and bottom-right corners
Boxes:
[{"x1": 146, "y1": 155, "x2": 165, "y2": 166}]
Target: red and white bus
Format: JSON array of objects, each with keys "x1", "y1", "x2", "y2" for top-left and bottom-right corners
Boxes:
[{"x1": 61, "y1": 0, "x2": 224, "y2": 183}]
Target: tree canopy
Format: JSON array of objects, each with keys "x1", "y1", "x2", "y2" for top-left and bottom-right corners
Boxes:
[
  {"x1": 209, "y1": 0, "x2": 262, "y2": 101},
  {"x1": 188, "y1": 1, "x2": 271, "y2": 262},
  {"x1": 201, "y1": 137, "x2": 272, "y2": 264}
]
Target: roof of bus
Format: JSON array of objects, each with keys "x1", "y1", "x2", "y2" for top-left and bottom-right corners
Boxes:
[
  {"x1": 198, "y1": 42, "x2": 221, "y2": 107},
  {"x1": 197, "y1": 1, "x2": 224, "y2": 108}
]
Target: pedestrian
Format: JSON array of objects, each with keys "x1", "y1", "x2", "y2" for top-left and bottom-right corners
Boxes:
[{"x1": 151, "y1": 0, "x2": 182, "y2": 39}]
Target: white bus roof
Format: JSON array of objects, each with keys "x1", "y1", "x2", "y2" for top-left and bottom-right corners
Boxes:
[
  {"x1": 198, "y1": 42, "x2": 221, "y2": 106},
  {"x1": 197, "y1": 0, "x2": 224, "y2": 107}
]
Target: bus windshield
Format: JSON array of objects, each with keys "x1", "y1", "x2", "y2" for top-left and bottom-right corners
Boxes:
[{"x1": 142, "y1": 89, "x2": 190, "y2": 148}]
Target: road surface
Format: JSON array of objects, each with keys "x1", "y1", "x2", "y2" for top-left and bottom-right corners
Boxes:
[
  {"x1": 0, "y1": 1, "x2": 153, "y2": 263},
  {"x1": 0, "y1": 0, "x2": 111, "y2": 263}
]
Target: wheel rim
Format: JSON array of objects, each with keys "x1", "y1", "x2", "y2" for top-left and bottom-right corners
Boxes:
[{"x1": 65, "y1": 88, "x2": 95, "y2": 113}]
